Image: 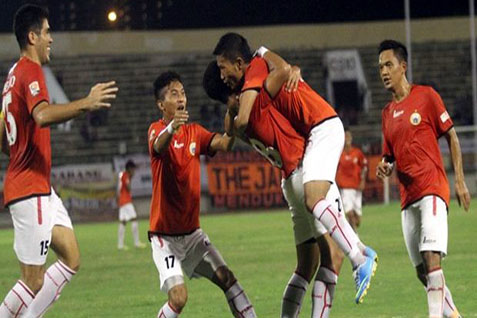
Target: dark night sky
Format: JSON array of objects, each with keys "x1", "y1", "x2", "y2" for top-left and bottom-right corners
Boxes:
[{"x1": 0, "y1": 0, "x2": 475, "y2": 32}]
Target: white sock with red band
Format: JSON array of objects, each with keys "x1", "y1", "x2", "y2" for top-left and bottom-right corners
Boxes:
[
  {"x1": 443, "y1": 286, "x2": 461, "y2": 318},
  {"x1": 225, "y1": 282, "x2": 257, "y2": 318},
  {"x1": 427, "y1": 268, "x2": 445, "y2": 318},
  {"x1": 157, "y1": 302, "x2": 179, "y2": 318},
  {"x1": 23, "y1": 261, "x2": 76, "y2": 318},
  {"x1": 312, "y1": 267, "x2": 338, "y2": 318},
  {"x1": 280, "y1": 272, "x2": 308, "y2": 318},
  {"x1": 312, "y1": 199, "x2": 365, "y2": 268},
  {"x1": 0, "y1": 280, "x2": 35, "y2": 318}
]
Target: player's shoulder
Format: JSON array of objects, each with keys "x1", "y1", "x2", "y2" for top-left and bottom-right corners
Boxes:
[
  {"x1": 412, "y1": 84, "x2": 438, "y2": 98},
  {"x1": 382, "y1": 101, "x2": 393, "y2": 116},
  {"x1": 247, "y1": 56, "x2": 268, "y2": 71},
  {"x1": 148, "y1": 119, "x2": 165, "y2": 143}
]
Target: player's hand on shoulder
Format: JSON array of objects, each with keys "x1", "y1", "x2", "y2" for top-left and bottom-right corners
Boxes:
[
  {"x1": 171, "y1": 109, "x2": 189, "y2": 131},
  {"x1": 88, "y1": 81, "x2": 118, "y2": 110},
  {"x1": 455, "y1": 180, "x2": 471, "y2": 212},
  {"x1": 286, "y1": 65, "x2": 302, "y2": 92}
]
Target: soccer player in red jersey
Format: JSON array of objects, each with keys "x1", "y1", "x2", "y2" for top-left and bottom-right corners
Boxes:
[
  {"x1": 0, "y1": 4, "x2": 118, "y2": 318},
  {"x1": 213, "y1": 33, "x2": 377, "y2": 304},
  {"x1": 147, "y1": 71, "x2": 256, "y2": 318},
  {"x1": 203, "y1": 60, "x2": 345, "y2": 318},
  {"x1": 376, "y1": 40, "x2": 470, "y2": 318},
  {"x1": 336, "y1": 129, "x2": 368, "y2": 231},
  {"x1": 117, "y1": 160, "x2": 146, "y2": 250}
]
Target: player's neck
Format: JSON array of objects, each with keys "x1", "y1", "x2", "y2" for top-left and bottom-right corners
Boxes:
[
  {"x1": 344, "y1": 145, "x2": 352, "y2": 152},
  {"x1": 392, "y1": 79, "x2": 411, "y2": 103},
  {"x1": 20, "y1": 49, "x2": 41, "y2": 66}
]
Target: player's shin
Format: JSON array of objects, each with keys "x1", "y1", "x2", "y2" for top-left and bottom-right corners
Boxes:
[
  {"x1": 312, "y1": 200, "x2": 365, "y2": 267},
  {"x1": 0, "y1": 281, "x2": 35, "y2": 318},
  {"x1": 225, "y1": 282, "x2": 257, "y2": 318},
  {"x1": 311, "y1": 267, "x2": 338, "y2": 318},
  {"x1": 443, "y1": 286, "x2": 461, "y2": 318},
  {"x1": 426, "y1": 269, "x2": 445, "y2": 318},
  {"x1": 22, "y1": 261, "x2": 76, "y2": 318},
  {"x1": 280, "y1": 272, "x2": 308, "y2": 318}
]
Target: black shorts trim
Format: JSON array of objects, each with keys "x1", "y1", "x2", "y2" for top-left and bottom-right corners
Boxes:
[
  {"x1": 148, "y1": 228, "x2": 200, "y2": 241},
  {"x1": 5, "y1": 191, "x2": 52, "y2": 208}
]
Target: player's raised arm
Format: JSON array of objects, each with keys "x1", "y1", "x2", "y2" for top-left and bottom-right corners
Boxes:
[
  {"x1": 445, "y1": 127, "x2": 471, "y2": 211},
  {"x1": 152, "y1": 109, "x2": 189, "y2": 155},
  {"x1": 258, "y1": 47, "x2": 301, "y2": 93},
  {"x1": 32, "y1": 81, "x2": 118, "y2": 128}
]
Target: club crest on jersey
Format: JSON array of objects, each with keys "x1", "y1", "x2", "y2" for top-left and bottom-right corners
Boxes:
[
  {"x1": 189, "y1": 142, "x2": 196, "y2": 155},
  {"x1": 410, "y1": 110, "x2": 421, "y2": 126},
  {"x1": 29, "y1": 81, "x2": 40, "y2": 96}
]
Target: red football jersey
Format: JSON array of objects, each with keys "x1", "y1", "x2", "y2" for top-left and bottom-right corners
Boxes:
[
  {"x1": 2, "y1": 57, "x2": 51, "y2": 206},
  {"x1": 336, "y1": 147, "x2": 367, "y2": 189},
  {"x1": 242, "y1": 56, "x2": 337, "y2": 137},
  {"x1": 382, "y1": 85, "x2": 453, "y2": 208},
  {"x1": 118, "y1": 171, "x2": 132, "y2": 207},
  {"x1": 245, "y1": 88, "x2": 305, "y2": 179},
  {"x1": 148, "y1": 120, "x2": 216, "y2": 235},
  {"x1": 241, "y1": 57, "x2": 268, "y2": 92}
]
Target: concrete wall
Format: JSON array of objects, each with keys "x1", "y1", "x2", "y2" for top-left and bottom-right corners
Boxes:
[{"x1": 0, "y1": 17, "x2": 475, "y2": 58}]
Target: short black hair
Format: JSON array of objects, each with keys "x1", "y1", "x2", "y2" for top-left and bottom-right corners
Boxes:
[
  {"x1": 213, "y1": 32, "x2": 253, "y2": 63},
  {"x1": 13, "y1": 4, "x2": 49, "y2": 50},
  {"x1": 378, "y1": 40, "x2": 408, "y2": 63},
  {"x1": 125, "y1": 160, "x2": 136, "y2": 170},
  {"x1": 203, "y1": 61, "x2": 232, "y2": 104},
  {"x1": 153, "y1": 71, "x2": 182, "y2": 100}
]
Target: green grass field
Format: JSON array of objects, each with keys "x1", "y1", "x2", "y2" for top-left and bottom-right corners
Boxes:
[{"x1": 0, "y1": 200, "x2": 476, "y2": 317}]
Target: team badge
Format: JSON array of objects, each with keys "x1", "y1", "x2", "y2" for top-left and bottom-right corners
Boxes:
[
  {"x1": 410, "y1": 110, "x2": 421, "y2": 126},
  {"x1": 29, "y1": 81, "x2": 40, "y2": 96},
  {"x1": 440, "y1": 111, "x2": 450, "y2": 123},
  {"x1": 189, "y1": 142, "x2": 196, "y2": 155}
]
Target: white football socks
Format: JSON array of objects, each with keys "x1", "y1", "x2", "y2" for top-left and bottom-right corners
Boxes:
[
  {"x1": 312, "y1": 267, "x2": 338, "y2": 318},
  {"x1": 427, "y1": 269, "x2": 445, "y2": 318},
  {"x1": 22, "y1": 261, "x2": 76, "y2": 318},
  {"x1": 0, "y1": 280, "x2": 34, "y2": 318},
  {"x1": 280, "y1": 272, "x2": 308, "y2": 318},
  {"x1": 312, "y1": 199, "x2": 365, "y2": 268},
  {"x1": 225, "y1": 282, "x2": 257, "y2": 318},
  {"x1": 157, "y1": 302, "x2": 179, "y2": 318}
]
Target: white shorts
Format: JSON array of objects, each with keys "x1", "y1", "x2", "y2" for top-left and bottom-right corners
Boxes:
[
  {"x1": 119, "y1": 203, "x2": 137, "y2": 222},
  {"x1": 401, "y1": 195, "x2": 448, "y2": 267},
  {"x1": 302, "y1": 117, "x2": 344, "y2": 184},
  {"x1": 282, "y1": 165, "x2": 343, "y2": 245},
  {"x1": 340, "y1": 189, "x2": 363, "y2": 216},
  {"x1": 151, "y1": 229, "x2": 227, "y2": 292},
  {"x1": 9, "y1": 188, "x2": 73, "y2": 265}
]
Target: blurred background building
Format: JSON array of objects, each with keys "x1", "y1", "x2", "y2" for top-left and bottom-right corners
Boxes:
[{"x1": 1, "y1": 0, "x2": 477, "y2": 223}]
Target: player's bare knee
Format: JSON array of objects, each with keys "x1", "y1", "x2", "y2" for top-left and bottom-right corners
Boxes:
[
  {"x1": 215, "y1": 266, "x2": 236, "y2": 290},
  {"x1": 168, "y1": 285, "x2": 188, "y2": 311}
]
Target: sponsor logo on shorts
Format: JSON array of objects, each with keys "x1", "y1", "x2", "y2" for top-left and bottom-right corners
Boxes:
[{"x1": 423, "y1": 236, "x2": 436, "y2": 244}]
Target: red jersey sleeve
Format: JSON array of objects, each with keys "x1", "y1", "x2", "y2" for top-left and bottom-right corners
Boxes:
[
  {"x1": 121, "y1": 172, "x2": 130, "y2": 188},
  {"x1": 358, "y1": 149, "x2": 368, "y2": 169},
  {"x1": 23, "y1": 63, "x2": 49, "y2": 114},
  {"x1": 195, "y1": 124, "x2": 216, "y2": 155},
  {"x1": 148, "y1": 122, "x2": 165, "y2": 157},
  {"x1": 242, "y1": 57, "x2": 269, "y2": 92},
  {"x1": 427, "y1": 88, "x2": 453, "y2": 137}
]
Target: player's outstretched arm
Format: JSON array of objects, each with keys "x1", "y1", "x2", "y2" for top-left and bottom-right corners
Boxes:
[
  {"x1": 32, "y1": 81, "x2": 118, "y2": 127},
  {"x1": 445, "y1": 127, "x2": 471, "y2": 211},
  {"x1": 234, "y1": 89, "x2": 258, "y2": 133},
  {"x1": 153, "y1": 109, "x2": 189, "y2": 154}
]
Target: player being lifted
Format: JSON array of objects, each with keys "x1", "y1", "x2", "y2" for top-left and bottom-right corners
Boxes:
[
  {"x1": 376, "y1": 39, "x2": 470, "y2": 318},
  {"x1": 203, "y1": 60, "x2": 345, "y2": 318},
  {"x1": 0, "y1": 4, "x2": 117, "y2": 318},
  {"x1": 213, "y1": 32, "x2": 378, "y2": 304},
  {"x1": 147, "y1": 71, "x2": 256, "y2": 318}
]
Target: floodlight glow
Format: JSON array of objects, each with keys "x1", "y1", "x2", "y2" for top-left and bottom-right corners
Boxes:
[{"x1": 108, "y1": 11, "x2": 117, "y2": 22}]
